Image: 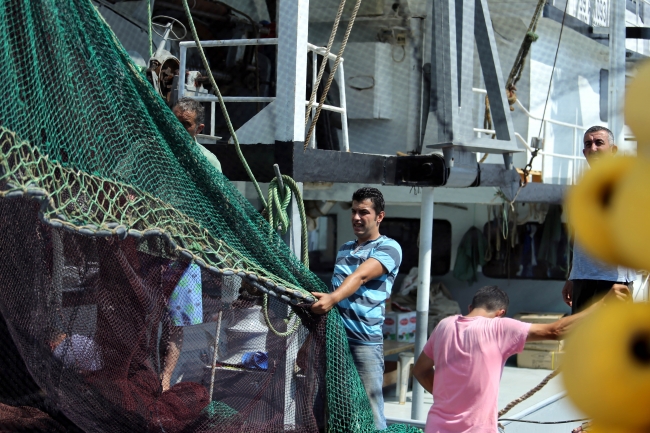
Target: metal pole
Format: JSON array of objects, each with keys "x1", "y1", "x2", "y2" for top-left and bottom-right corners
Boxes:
[
  {"x1": 208, "y1": 311, "x2": 223, "y2": 402},
  {"x1": 179, "y1": 38, "x2": 279, "y2": 48},
  {"x1": 273, "y1": 164, "x2": 285, "y2": 192},
  {"x1": 211, "y1": 101, "x2": 216, "y2": 136},
  {"x1": 411, "y1": 187, "x2": 434, "y2": 420},
  {"x1": 275, "y1": 0, "x2": 309, "y2": 143},
  {"x1": 608, "y1": 0, "x2": 626, "y2": 146},
  {"x1": 154, "y1": 23, "x2": 172, "y2": 57}
]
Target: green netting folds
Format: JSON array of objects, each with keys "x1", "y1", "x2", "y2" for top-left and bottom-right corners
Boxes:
[{"x1": 0, "y1": 0, "x2": 421, "y2": 432}]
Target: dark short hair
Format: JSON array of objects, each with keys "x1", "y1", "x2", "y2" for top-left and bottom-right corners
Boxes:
[
  {"x1": 584, "y1": 125, "x2": 614, "y2": 145},
  {"x1": 352, "y1": 187, "x2": 385, "y2": 213},
  {"x1": 470, "y1": 285, "x2": 509, "y2": 313},
  {"x1": 173, "y1": 97, "x2": 205, "y2": 125}
]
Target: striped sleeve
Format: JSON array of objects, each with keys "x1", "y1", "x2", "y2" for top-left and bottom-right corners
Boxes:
[{"x1": 370, "y1": 239, "x2": 402, "y2": 275}]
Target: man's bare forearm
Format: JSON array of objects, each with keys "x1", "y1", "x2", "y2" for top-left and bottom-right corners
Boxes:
[
  {"x1": 414, "y1": 369, "x2": 434, "y2": 394},
  {"x1": 331, "y1": 274, "x2": 365, "y2": 302}
]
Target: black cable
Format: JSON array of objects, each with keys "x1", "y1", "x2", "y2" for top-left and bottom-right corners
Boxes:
[
  {"x1": 537, "y1": 0, "x2": 569, "y2": 138},
  {"x1": 94, "y1": 0, "x2": 149, "y2": 33},
  {"x1": 499, "y1": 418, "x2": 589, "y2": 424},
  {"x1": 209, "y1": 0, "x2": 257, "y2": 27}
]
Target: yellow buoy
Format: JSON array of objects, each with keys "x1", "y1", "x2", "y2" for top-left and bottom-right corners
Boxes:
[
  {"x1": 563, "y1": 302, "x2": 650, "y2": 431},
  {"x1": 565, "y1": 156, "x2": 636, "y2": 266}
]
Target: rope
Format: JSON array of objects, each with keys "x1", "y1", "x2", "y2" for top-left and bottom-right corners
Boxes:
[
  {"x1": 181, "y1": 0, "x2": 267, "y2": 208},
  {"x1": 304, "y1": 0, "x2": 347, "y2": 127},
  {"x1": 506, "y1": 0, "x2": 568, "y2": 209},
  {"x1": 148, "y1": 0, "x2": 153, "y2": 58},
  {"x1": 268, "y1": 181, "x2": 292, "y2": 234},
  {"x1": 482, "y1": 0, "x2": 543, "y2": 148},
  {"x1": 262, "y1": 186, "x2": 310, "y2": 339},
  {"x1": 483, "y1": 96, "x2": 494, "y2": 137},
  {"x1": 498, "y1": 369, "x2": 559, "y2": 418},
  {"x1": 505, "y1": 0, "x2": 546, "y2": 106},
  {"x1": 499, "y1": 418, "x2": 589, "y2": 424},
  {"x1": 267, "y1": 175, "x2": 310, "y2": 267},
  {"x1": 262, "y1": 293, "x2": 302, "y2": 337},
  {"x1": 537, "y1": 0, "x2": 568, "y2": 138},
  {"x1": 304, "y1": 0, "x2": 362, "y2": 150}
]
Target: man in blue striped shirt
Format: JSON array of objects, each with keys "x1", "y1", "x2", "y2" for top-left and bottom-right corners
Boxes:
[{"x1": 311, "y1": 187, "x2": 402, "y2": 430}]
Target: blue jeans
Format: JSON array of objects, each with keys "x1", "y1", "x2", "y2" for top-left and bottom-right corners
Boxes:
[{"x1": 348, "y1": 342, "x2": 386, "y2": 430}]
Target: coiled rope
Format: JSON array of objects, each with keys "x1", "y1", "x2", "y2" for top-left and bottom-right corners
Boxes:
[
  {"x1": 180, "y1": 0, "x2": 312, "y2": 337},
  {"x1": 267, "y1": 175, "x2": 309, "y2": 267}
]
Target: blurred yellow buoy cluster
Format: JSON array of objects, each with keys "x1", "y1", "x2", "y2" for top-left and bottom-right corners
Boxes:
[{"x1": 563, "y1": 60, "x2": 650, "y2": 433}]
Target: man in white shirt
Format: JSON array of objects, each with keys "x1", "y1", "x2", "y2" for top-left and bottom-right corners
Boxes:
[{"x1": 562, "y1": 126, "x2": 635, "y2": 313}]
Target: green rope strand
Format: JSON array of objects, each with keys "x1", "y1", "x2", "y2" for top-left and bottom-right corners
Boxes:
[
  {"x1": 262, "y1": 293, "x2": 302, "y2": 337},
  {"x1": 180, "y1": 0, "x2": 267, "y2": 208},
  {"x1": 263, "y1": 176, "x2": 309, "y2": 338},
  {"x1": 267, "y1": 175, "x2": 309, "y2": 267},
  {"x1": 147, "y1": 0, "x2": 153, "y2": 58},
  {"x1": 267, "y1": 179, "x2": 291, "y2": 234}
]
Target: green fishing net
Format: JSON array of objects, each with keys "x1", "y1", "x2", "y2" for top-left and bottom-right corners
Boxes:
[{"x1": 0, "y1": 0, "x2": 420, "y2": 432}]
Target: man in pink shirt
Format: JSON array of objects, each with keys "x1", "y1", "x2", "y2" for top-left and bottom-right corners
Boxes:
[{"x1": 413, "y1": 284, "x2": 629, "y2": 433}]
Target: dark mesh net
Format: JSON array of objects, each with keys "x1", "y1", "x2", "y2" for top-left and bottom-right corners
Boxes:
[{"x1": 0, "y1": 0, "x2": 419, "y2": 432}]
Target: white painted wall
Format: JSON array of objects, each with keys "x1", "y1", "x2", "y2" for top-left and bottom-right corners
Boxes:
[
  {"x1": 307, "y1": 28, "x2": 421, "y2": 154},
  {"x1": 307, "y1": 0, "x2": 578, "y2": 160}
]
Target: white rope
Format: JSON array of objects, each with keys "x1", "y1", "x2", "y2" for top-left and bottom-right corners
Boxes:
[{"x1": 304, "y1": 0, "x2": 362, "y2": 150}]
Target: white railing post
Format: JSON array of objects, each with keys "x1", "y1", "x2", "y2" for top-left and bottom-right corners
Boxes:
[
  {"x1": 542, "y1": 119, "x2": 547, "y2": 182},
  {"x1": 471, "y1": 88, "x2": 592, "y2": 184},
  {"x1": 211, "y1": 101, "x2": 216, "y2": 137},
  {"x1": 177, "y1": 39, "x2": 349, "y2": 151},
  {"x1": 338, "y1": 62, "x2": 350, "y2": 152},
  {"x1": 305, "y1": 43, "x2": 350, "y2": 152}
]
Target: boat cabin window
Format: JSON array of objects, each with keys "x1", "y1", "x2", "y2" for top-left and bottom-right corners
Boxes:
[{"x1": 380, "y1": 218, "x2": 452, "y2": 276}]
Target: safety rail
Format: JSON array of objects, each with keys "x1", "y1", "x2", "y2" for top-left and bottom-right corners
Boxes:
[
  {"x1": 178, "y1": 38, "x2": 350, "y2": 151},
  {"x1": 627, "y1": 0, "x2": 650, "y2": 56},
  {"x1": 551, "y1": 0, "x2": 650, "y2": 56},
  {"x1": 550, "y1": 0, "x2": 609, "y2": 27},
  {"x1": 472, "y1": 87, "x2": 588, "y2": 184}
]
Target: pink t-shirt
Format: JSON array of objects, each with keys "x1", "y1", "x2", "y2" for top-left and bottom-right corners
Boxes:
[{"x1": 422, "y1": 315, "x2": 531, "y2": 433}]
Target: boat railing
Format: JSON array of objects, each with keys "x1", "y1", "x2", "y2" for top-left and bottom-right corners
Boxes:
[
  {"x1": 472, "y1": 87, "x2": 587, "y2": 185},
  {"x1": 178, "y1": 38, "x2": 350, "y2": 151}
]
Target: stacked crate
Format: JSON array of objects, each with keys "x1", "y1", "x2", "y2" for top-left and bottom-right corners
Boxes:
[{"x1": 514, "y1": 313, "x2": 565, "y2": 370}]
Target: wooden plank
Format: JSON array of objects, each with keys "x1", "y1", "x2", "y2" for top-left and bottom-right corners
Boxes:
[{"x1": 383, "y1": 340, "x2": 415, "y2": 357}]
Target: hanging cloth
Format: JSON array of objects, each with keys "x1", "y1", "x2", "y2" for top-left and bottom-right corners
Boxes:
[
  {"x1": 453, "y1": 227, "x2": 488, "y2": 284},
  {"x1": 537, "y1": 204, "x2": 563, "y2": 268}
]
